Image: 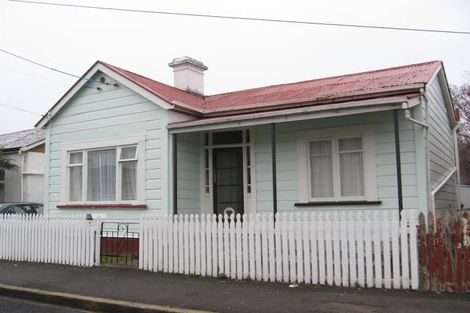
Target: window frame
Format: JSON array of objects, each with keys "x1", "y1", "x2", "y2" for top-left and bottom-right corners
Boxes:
[
  {"x1": 61, "y1": 137, "x2": 145, "y2": 205},
  {"x1": 297, "y1": 126, "x2": 377, "y2": 203},
  {"x1": 0, "y1": 169, "x2": 5, "y2": 202}
]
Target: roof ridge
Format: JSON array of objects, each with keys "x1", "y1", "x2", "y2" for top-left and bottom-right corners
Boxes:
[{"x1": 206, "y1": 60, "x2": 441, "y2": 99}]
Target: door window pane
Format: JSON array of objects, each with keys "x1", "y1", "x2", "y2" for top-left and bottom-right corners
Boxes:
[
  {"x1": 0, "y1": 183, "x2": 4, "y2": 202},
  {"x1": 87, "y1": 149, "x2": 116, "y2": 201},
  {"x1": 212, "y1": 131, "x2": 243, "y2": 145},
  {"x1": 309, "y1": 140, "x2": 333, "y2": 198}
]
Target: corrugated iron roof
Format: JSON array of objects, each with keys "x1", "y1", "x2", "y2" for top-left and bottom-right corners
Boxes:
[
  {"x1": 0, "y1": 129, "x2": 45, "y2": 150},
  {"x1": 203, "y1": 61, "x2": 441, "y2": 110},
  {"x1": 100, "y1": 60, "x2": 441, "y2": 115},
  {"x1": 102, "y1": 62, "x2": 205, "y2": 110}
]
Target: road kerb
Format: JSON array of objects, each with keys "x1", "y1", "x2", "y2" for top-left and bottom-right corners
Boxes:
[{"x1": 0, "y1": 283, "x2": 217, "y2": 313}]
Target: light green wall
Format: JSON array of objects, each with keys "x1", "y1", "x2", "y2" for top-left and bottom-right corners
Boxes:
[
  {"x1": 426, "y1": 76, "x2": 458, "y2": 211},
  {"x1": 176, "y1": 133, "x2": 202, "y2": 214},
  {"x1": 253, "y1": 111, "x2": 422, "y2": 213},
  {"x1": 45, "y1": 72, "x2": 169, "y2": 219},
  {"x1": 174, "y1": 110, "x2": 425, "y2": 215}
]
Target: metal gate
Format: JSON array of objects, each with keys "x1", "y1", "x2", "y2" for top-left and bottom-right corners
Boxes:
[{"x1": 100, "y1": 222, "x2": 139, "y2": 266}]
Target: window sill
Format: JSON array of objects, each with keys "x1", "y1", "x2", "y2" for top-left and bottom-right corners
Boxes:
[
  {"x1": 295, "y1": 200, "x2": 382, "y2": 207},
  {"x1": 57, "y1": 204, "x2": 147, "y2": 209}
]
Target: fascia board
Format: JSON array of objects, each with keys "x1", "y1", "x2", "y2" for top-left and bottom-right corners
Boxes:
[{"x1": 168, "y1": 96, "x2": 419, "y2": 134}]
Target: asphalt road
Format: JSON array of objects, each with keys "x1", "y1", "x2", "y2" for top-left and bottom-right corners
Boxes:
[{"x1": 0, "y1": 296, "x2": 90, "y2": 313}]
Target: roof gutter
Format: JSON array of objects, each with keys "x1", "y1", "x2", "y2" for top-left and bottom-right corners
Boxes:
[
  {"x1": 404, "y1": 110, "x2": 429, "y2": 128},
  {"x1": 168, "y1": 94, "x2": 421, "y2": 133}
]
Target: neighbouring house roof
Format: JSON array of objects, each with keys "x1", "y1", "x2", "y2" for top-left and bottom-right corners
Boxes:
[
  {"x1": 36, "y1": 59, "x2": 445, "y2": 128},
  {"x1": 0, "y1": 129, "x2": 45, "y2": 151}
]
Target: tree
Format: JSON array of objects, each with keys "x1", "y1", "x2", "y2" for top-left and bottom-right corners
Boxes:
[
  {"x1": 0, "y1": 152, "x2": 18, "y2": 171},
  {"x1": 451, "y1": 75, "x2": 470, "y2": 184}
]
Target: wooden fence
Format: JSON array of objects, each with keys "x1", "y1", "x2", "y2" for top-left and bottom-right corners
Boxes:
[
  {"x1": 139, "y1": 211, "x2": 419, "y2": 289},
  {"x1": 418, "y1": 211, "x2": 470, "y2": 293},
  {"x1": 0, "y1": 214, "x2": 100, "y2": 267}
]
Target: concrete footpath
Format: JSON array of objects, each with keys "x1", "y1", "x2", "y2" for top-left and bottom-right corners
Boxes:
[{"x1": 0, "y1": 261, "x2": 469, "y2": 313}]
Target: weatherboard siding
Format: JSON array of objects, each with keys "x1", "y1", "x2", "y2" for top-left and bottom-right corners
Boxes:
[
  {"x1": 426, "y1": 76, "x2": 458, "y2": 211},
  {"x1": 45, "y1": 72, "x2": 169, "y2": 219},
  {"x1": 176, "y1": 133, "x2": 202, "y2": 215},
  {"x1": 253, "y1": 111, "x2": 420, "y2": 213}
]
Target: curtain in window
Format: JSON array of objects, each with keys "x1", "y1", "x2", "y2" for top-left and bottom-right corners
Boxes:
[
  {"x1": 121, "y1": 161, "x2": 137, "y2": 200},
  {"x1": 309, "y1": 141, "x2": 333, "y2": 198},
  {"x1": 69, "y1": 167, "x2": 82, "y2": 201},
  {"x1": 339, "y1": 138, "x2": 364, "y2": 196},
  {"x1": 87, "y1": 149, "x2": 116, "y2": 201}
]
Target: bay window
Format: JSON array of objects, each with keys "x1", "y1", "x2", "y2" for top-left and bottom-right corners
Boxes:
[{"x1": 66, "y1": 143, "x2": 140, "y2": 203}]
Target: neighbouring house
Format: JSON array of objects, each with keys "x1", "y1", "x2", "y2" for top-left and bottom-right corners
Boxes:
[
  {"x1": 0, "y1": 129, "x2": 45, "y2": 202},
  {"x1": 36, "y1": 58, "x2": 459, "y2": 220}
]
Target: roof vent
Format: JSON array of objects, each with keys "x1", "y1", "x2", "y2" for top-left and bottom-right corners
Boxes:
[{"x1": 169, "y1": 56, "x2": 208, "y2": 95}]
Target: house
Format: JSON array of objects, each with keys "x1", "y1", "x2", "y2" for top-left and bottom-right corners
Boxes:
[
  {"x1": 36, "y1": 57, "x2": 459, "y2": 219},
  {"x1": 0, "y1": 128, "x2": 45, "y2": 202}
]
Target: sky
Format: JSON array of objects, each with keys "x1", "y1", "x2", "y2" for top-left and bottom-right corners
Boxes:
[{"x1": 0, "y1": 0, "x2": 469, "y2": 133}]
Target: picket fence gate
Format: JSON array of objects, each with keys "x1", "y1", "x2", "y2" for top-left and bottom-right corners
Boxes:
[
  {"x1": 139, "y1": 210, "x2": 419, "y2": 289},
  {"x1": 0, "y1": 214, "x2": 100, "y2": 267}
]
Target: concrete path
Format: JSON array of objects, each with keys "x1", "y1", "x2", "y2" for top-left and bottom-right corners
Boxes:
[{"x1": 0, "y1": 261, "x2": 469, "y2": 313}]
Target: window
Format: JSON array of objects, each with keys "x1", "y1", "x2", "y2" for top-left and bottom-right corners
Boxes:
[
  {"x1": 298, "y1": 127, "x2": 376, "y2": 202},
  {"x1": 66, "y1": 145, "x2": 140, "y2": 203},
  {"x1": 204, "y1": 148, "x2": 210, "y2": 193},
  {"x1": 212, "y1": 131, "x2": 243, "y2": 145},
  {"x1": 0, "y1": 170, "x2": 4, "y2": 202}
]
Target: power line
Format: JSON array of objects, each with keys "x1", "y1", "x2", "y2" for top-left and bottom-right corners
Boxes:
[
  {"x1": 0, "y1": 66, "x2": 73, "y2": 84},
  {"x1": 0, "y1": 48, "x2": 104, "y2": 85},
  {"x1": 0, "y1": 48, "x2": 88, "y2": 80},
  {"x1": 7, "y1": 0, "x2": 470, "y2": 35},
  {"x1": 0, "y1": 101, "x2": 44, "y2": 117}
]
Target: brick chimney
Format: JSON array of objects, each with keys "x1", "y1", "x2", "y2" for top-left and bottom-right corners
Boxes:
[{"x1": 168, "y1": 56, "x2": 208, "y2": 95}]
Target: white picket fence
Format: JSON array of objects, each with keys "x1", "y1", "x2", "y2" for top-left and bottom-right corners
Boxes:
[
  {"x1": 0, "y1": 214, "x2": 101, "y2": 267},
  {"x1": 140, "y1": 210, "x2": 419, "y2": 289}
]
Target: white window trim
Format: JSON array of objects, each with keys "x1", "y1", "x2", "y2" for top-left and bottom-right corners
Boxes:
[
  {"x1": 61, "y1": 136, "x2": 145, "y2": 205},
  {"x1": 297, "y1": 126, "x2": 377, "y2": 203}
]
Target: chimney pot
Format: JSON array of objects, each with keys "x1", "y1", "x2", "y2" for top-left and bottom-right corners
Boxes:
[{"x1": 169, "y1": 56, "x2": 207, "y2": 95}]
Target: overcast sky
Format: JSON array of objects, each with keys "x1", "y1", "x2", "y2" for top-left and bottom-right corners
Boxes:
[{"x1": 0, "y1": 0, "x2": 469, "y2": 133}]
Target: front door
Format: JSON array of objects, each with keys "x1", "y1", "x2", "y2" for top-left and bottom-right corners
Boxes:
[{"x1": 213, "y1": 147, "x2": 244, "y2": 216}]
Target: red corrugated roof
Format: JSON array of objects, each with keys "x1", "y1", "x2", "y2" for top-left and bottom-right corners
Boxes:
[
  {"x1": 101, "y1": 62, "x2": 204, "y2": 110},
  {"x1": 100, "y1": 60, "x2": 441, "y2": 115}
]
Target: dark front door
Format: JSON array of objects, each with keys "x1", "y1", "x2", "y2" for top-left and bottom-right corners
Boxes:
[{"x1": 213, "y1": 147, "x2": 244, "y2": 216}]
